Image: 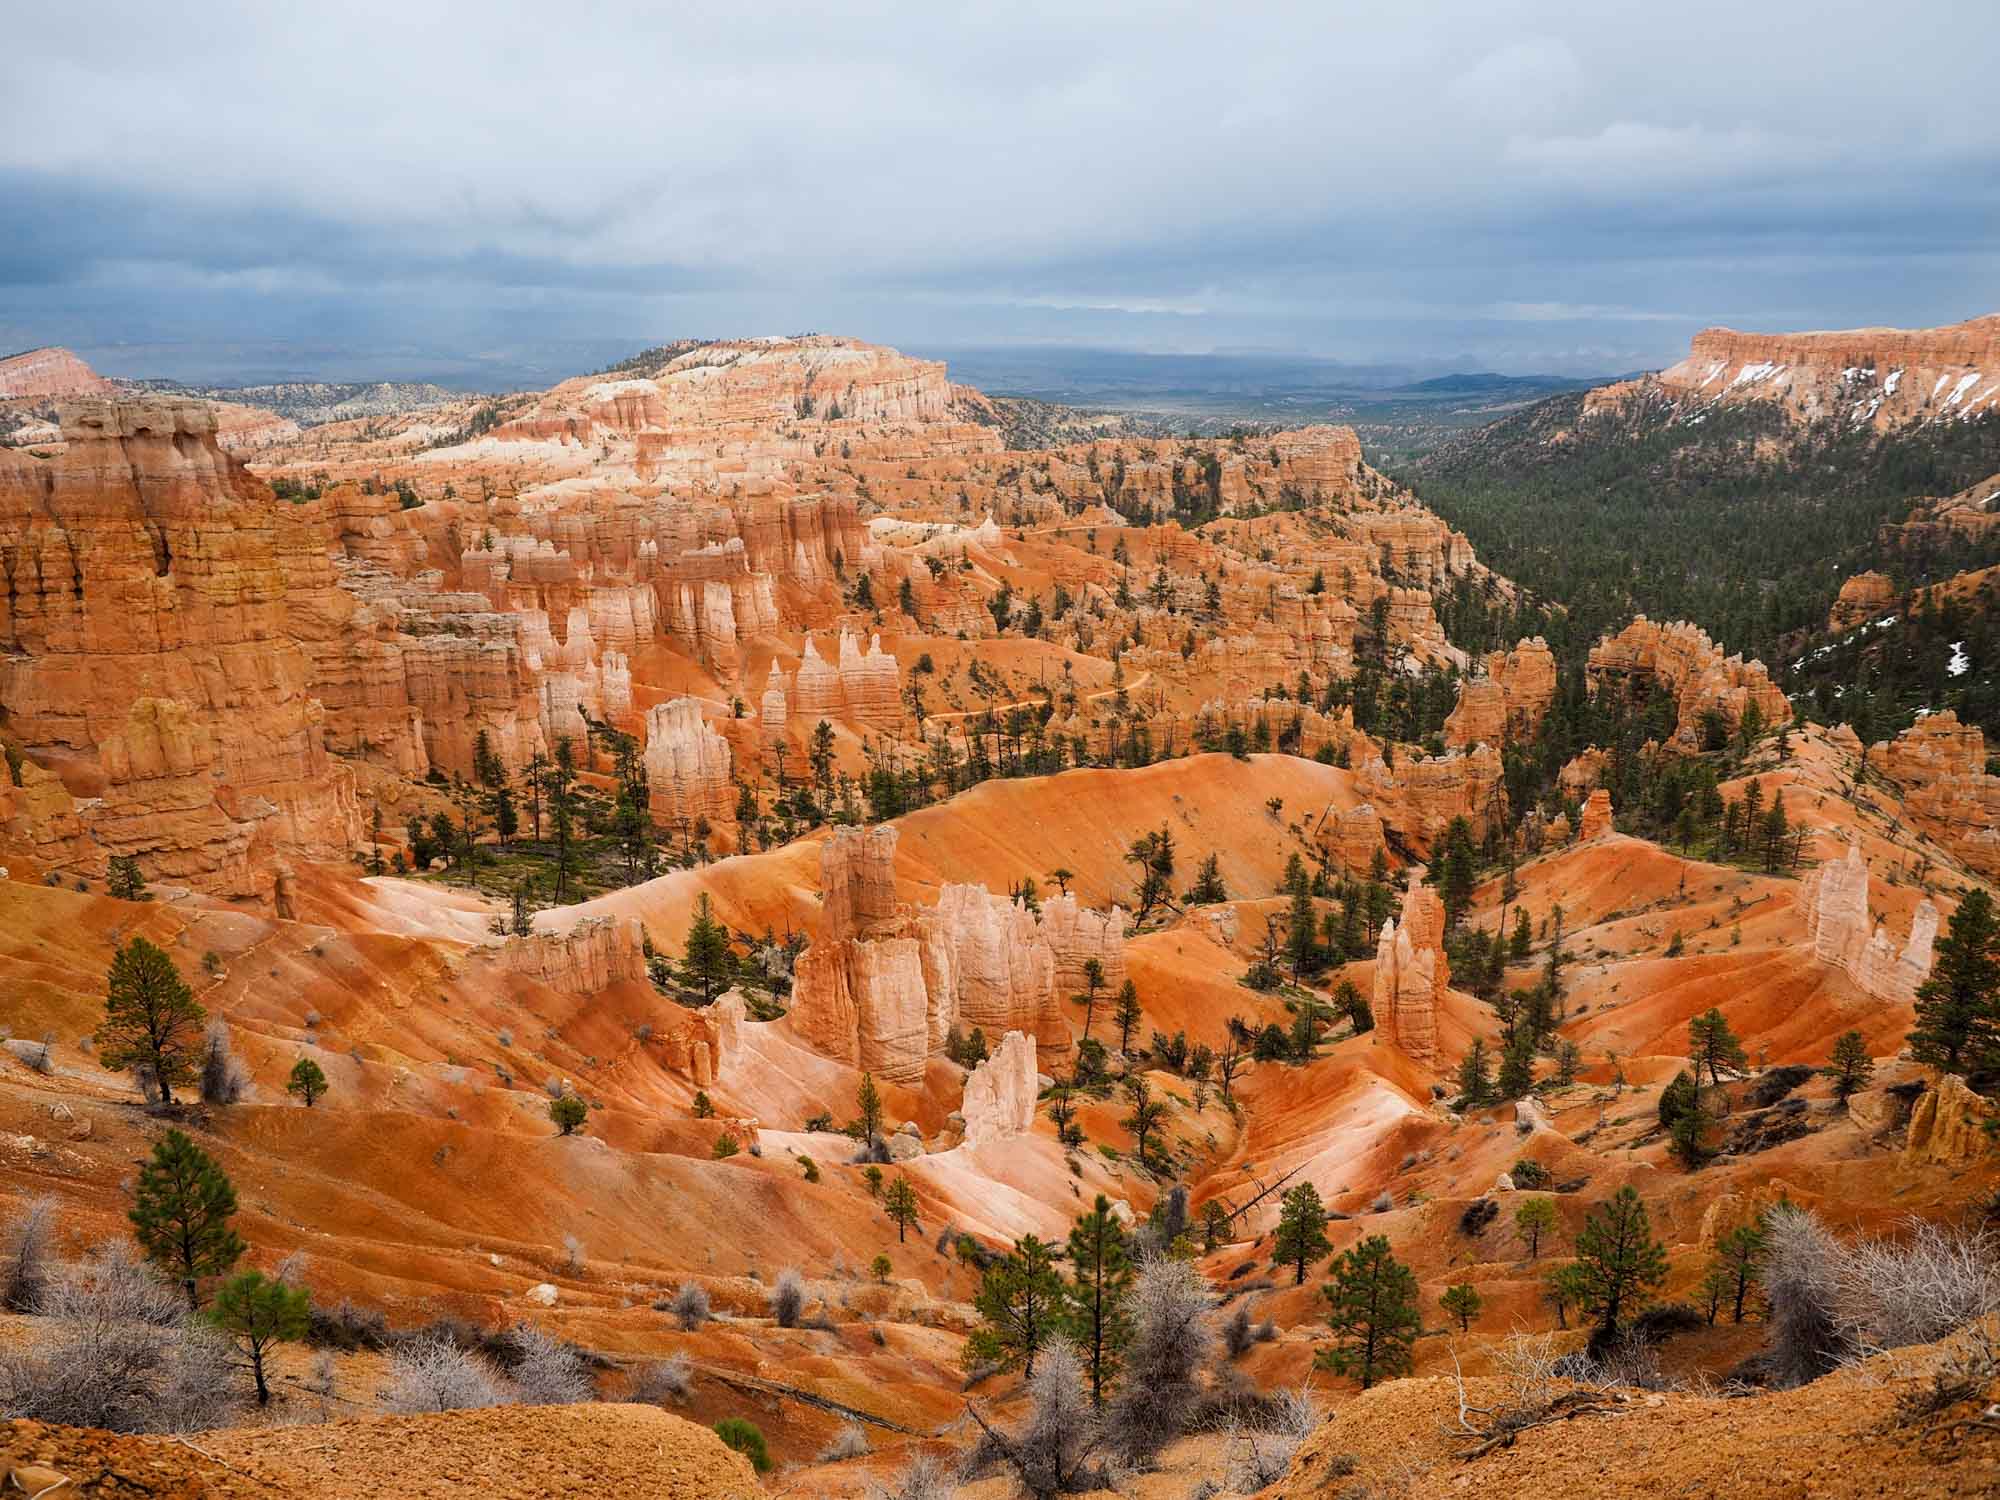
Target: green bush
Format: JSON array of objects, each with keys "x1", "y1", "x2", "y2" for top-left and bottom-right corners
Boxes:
[{"x1": 714, "y1": 1416, "x2": 772, "y2": 1472}]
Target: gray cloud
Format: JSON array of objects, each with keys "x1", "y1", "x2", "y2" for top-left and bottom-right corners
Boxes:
[{"x1": 4, "y1": 0, "x2": 1996, "y2": 383}]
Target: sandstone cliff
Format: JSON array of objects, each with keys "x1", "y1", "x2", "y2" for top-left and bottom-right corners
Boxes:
[
  {"x1": 0, "y1": 399, "x2": 359, "y2": 898},
  {"x1": 1373, "y1": 880, "x2": 1449, "y2": 1069},
  {"x1": 1796, "y1": 842, "x2": 1936, "y2": 1003},
  {"x1": 1586, "y1": 617, "x2": 1791, "y2": 751},
  {"x1": 959, "y1": 1029, "x2": 1039, "y2": 1146},
  {"x1": 1444, "y1": 636, "x2": 1555, "y2": 749},
  {"x1": 0, "y1": 347, "x2": 115, "y2": 401},
  {"x1": 1866, "y1": 710, "x2": 2000, "y2": 877}
]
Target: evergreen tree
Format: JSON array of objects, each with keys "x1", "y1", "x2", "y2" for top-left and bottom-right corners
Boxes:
[
  {"x1": 131, "y1": 1128, "x2": 244, "y2": 1308},
  {"x1": 683, "y1": 892, "x2": 734, "y2": 1001},
  {"x1": 1454, "y1": 1037, "x2": 1494, "y2": 1106},
  {"x1": 1271, "y1": 1181, "x2": 1331, "y2": 1285},
  {"x1": 1908, "y1": 888, "x2": 1999, "y2": 1074},
  {"x1": 966, "y1": 1234, "x2": 1063, "y2": 1376},
  {"x1": 209, "y1": 1270, "x2": 309, "y2": 1405},
  {"x1": 884, "y1": 1175, "x2": 921, "y2": 1242},
  {"x1": 286, "y1": 1055, "x2": 328, "y2": 1107},
  {"x1": 1119, "y1": 1074, "x2": 1168, "y2": 1162},
  {"x1": 549, "y1": 1094, "x2": 587, "y2": 1135},
  {"x1": 1510, "y1": 906, "x2": 1532, "y2": 960},
  {"x1": 1076, "y1": 957, "x2": 1106, "y2": 1038},
  {"x1": 1571, "y1": 1186, "x2": 1668, "y2": 1340},
  {"x1": 1513, "y1": 1196, "x2": 1557, "y2": 1259},
  {"x1": 1064, "y1": 1195, "x2": 1134, "y2": 1405},
  {"x1": 1713, "y1": 1220, "x2": 1769, "y2": 1323},
  {"x1": 1286, "y1": 883, "x2": 1319, "y2": 981},
  {"x1": 97, "y1": 937, "x2": 206, "y2": 1105},
  {"x1": 1821, "y1": 1030, "x2": 1875, "y2": 1105},
  {"x1": 1688, "y1": 1007, "x2": 1748, "y2": 1085},
  {"x1": 1316, "y1": 1235, "x2": 1420, "y2": 1389},
  {"x1": 1496, "y1": 1025, "x2": 1537, "y2": 1098},
  {"x1": 1186, "y1": 853, "x2": 1228, "y2": 905},
  {"x1": 1439, "y1": 1282, "x2": 1482, "y2": 1332},
  {"x1": 854, "y1": 1072, "x2": 886, "y2": 1145},
  {"x1": 1112, "y1": 980, "x2": 1144, "y2": 1055},
  {"x1": 107, "y1": 854, "x2": 148, "y2": 901}
]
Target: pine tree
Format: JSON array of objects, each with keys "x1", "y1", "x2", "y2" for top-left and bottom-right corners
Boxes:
[
  {"x1": 1316, "y1": 1235, "x2": 1420, "y2": 1389},
  {"x1": 884, "y1": 1175, "x2": 921, "y2": 1242},
  {"x1": 1688, "y1": 1008, "x2": 1748, "y2": 1085},
  {"x1": 1112, "y1": 981, "x2": 1144, "y2": 1055},
  {"x1": 97, "y1": 937, "x2": 206, "y2": 1105},
  {"x1": 1076, "y1": 957, "x2": 1106, "y2": 1037},
  {"x1": 549, "y1": 1094, "x2": 587, "y2": 1135},
  {"x1": 1821, "y1": 1030, "x2": 1875, "y2": 1104},
  {"x1": 286, "y1": 1055, "x2": 328, "y2": 1107},
  {"x1": 683, "y1": 892, "x2": 734, "y2": 1001},
  {"x1": 1713, "y1": 1220, "x2": 1769, "y2": 1323},
  {"x1": 966, "y1": 1234, "x2": 1063, "y2": 1376},
  {"x1": 131, "y1": 1128, "x2": 244, "y2": 1308},
  {"x1": 107, "y1": 854, "x2": 148, "y2": 901},
  {"x1": 1064, "y1": 1195, "x2": 1133, "y2": 1405},
  {"x1": 1439, "y1": 1282, "x2": 1481, "y2": 1332},
  {"x1": 1908, "y1": 888, "x2": 1999, "y2": 1075},
  {"x1": 1272, "y1": 1181, "x2": 1332, "y2": 1285},
  {"x1": 1510, "y1": 906, "x2": 1532, "y2": 960},
  {"x1": 1454, "y1": 1038, "x2": 1494, "y2": 1106},
  {"x1": 1513, "y1": 1196, "x2": 1557, "y2": 1259},
  {"x1": 1571, "y1": 1187, "x2": 1668, "y2": 1340},
  {"x1": 1286, "y1": 883, "x2": 1319, "y2": 981},
  {"x1": 855, "y1": 1072, "x2": 885, "y2": 1146},
  {"x1": 209, "y1": 1270, "x2": 310, "y2": 1405},
  {"x1": 1496, "y1": 1025, "x2": 1537, "y2": 1099},
  {"x1": 1119, "y1": 1074, "x2": 1168, "y2": 1162}
]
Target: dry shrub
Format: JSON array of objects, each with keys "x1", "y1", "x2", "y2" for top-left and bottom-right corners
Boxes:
[
  {"x1": 199, "y1": 1022, "x2": 248, "y2": 1105},
  {"x1": 668, "y1": 1280, "x2": 711, "y2": 1330},
  {"x1": 1836, "y1": 1219, "x2": 2000, "y2": 1355},
  {"x1": 1105, "y1": 1256, "x2": 1213, "y2": 1464},
  {"x1": 1224, "y1": 1387, "x2": 1318, "y2": 1493},
  {"x1": 380, "y1": 1329, "x2": 512, "y2": 1413},
  {"x1": 630, "y1": 1354, "x2": 692, "y2": 1404},
  {"x1": 2, "y1": 1195, "x2": 58, "y2": 1313},
  {"x1": 871, "y1": 1452, "x2": 955, "y2": 1500},
  {"x1": 771, "y1": 1268, "x2": 806, "y2": 1328},
  {"x1": 817, "y1": 1421, "x2": 872, "y2": 1462},
  {"x1": 504, "y1": 1322, "x2": 591, "y2": 1404},
  {"x1": 1764, "y1": 1206, "x2": 1852, "y2": 1387},
  {"x1": 970, "y1": 1339, "x2": 1109, "y2": 1500}
]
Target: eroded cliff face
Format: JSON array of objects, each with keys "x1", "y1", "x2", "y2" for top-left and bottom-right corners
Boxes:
[
  {"x1": 1866, "y1": 710, "x2": 2000, "y2": 877},
  {"x1": 1355, "y1": 744, "x2": 1506, "y2": 854},
  {"x1": 1373, "y1": 880, "x2": 1448, "y2": 1070},
  {"x1": 1796, "y1": 842, "x2": 1936, "y2": 1004},
  {"x1": 1587, "y1": 617, "x2": 1792, "y2": 751},
  {"x1": 0, "y1": 346, "x2": 116, "y2": 401},
  {"x1": 1583, "y1": 315, "x2": 2000, "y2": 430},
  {"x1": 0, "y1": 400, "x2": 359, "y2": 898},
  {"x1": 1444, "y1": 636, "x2": 1555, "y2": 749},
  {"x1": 789, "y1": 826, "x2": 1124, "y2": 1083}
]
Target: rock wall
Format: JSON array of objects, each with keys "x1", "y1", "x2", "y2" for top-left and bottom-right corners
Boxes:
[
  {"x1": 0, "y1": 346, "x2": 115, "y2": 400},
  {"x1": 959, "y1": 1029, "x2": 1038, "y2": 1147},
  {"x1": 1867, "y1": 710, "x2": 2000, "y2": 876},
  {"x1": 1577, "y1": 787, "x2": 1614, "y2": 842},
  {"x1": 1904, "y1": 1072, "x2": 1998, "y2": 1166},
  {"x1": 1373, "y1": 881, "x2": 1448, "y2": 1069},
  {"x1": 1586, "y1": 617, "x2": 1792, "y2": 751},
  {"x1": 1444, "y1": 637, "x2": 1555, "y2": 749},
  {"x1": 0, "y1": 399, "x2": 360, "y2": 898},
  {"x1": 643, "y1": 697, "x2": 734, "y2": 825},
  {"x1": 1355, "y1": 745, "x2": 1505, "y2": 853},
  {"x1": 1829, "y1": 571, "x2": 1896, "y2": 631},
  {"x1": 659, "y1": 990, "x2": 745, "y2": 1089},
  {"x1": 479, "y1": 915, "x2": 648, "y2": 993},
  {"x1": 1796, "y1": 842, "x2": 1937, "y2": 1003},
  {"x1": 789, "y1": 825, "x2": 1117, "y2": 1083}
]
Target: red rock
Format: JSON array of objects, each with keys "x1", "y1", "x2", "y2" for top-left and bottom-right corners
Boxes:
[
  {"x1": 1828, "y1": 571, "x2": 1896, "y2": 631},
  {"x1": 1586, "y1": 617, "x2": 1791, "y2": 750},
  {"x1": 1373, "y1": 881, "x2": 1448, "y2": 1069},
  {"x1": 0, "y1": 347, "x2": 115, "y2": 400},
  {"x1": 1866, "y1": 710, "x2": 2000, "y2": 876}
]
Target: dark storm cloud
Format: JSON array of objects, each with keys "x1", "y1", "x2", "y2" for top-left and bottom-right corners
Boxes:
[{"x1": 3, "y1": 0, "x2": 1996, "y2": 381}]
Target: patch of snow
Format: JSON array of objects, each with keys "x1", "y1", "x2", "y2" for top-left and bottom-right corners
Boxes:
[
  {"x1": 1883, "y1": 368, "x2": 1903, "y2": 396},
  {"x1": 1730, "y1": 361, "x2": 1780, "y2": 388},
  {"x1": 1944, "y1": 372, "x2": 1981, "y2": 407},
  {"x1": 1948, "y1": 642, "x2": 1970, "y2": 677}
]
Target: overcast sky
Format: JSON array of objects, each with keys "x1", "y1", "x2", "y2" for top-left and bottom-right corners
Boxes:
[{"x1": 4, "y1": 1, "x2": 1997, "y2": 386}]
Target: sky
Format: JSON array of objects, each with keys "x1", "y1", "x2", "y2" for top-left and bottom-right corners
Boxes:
[{"x1": 4, "y1": 1, "x2": 1998, "y2": 387}]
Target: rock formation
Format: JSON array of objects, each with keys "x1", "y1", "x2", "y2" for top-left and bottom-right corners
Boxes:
[
  {"x1": 1829, "y1": 571, "x2": 1896, "y2": 631},
  {"x1": 0, "y1": 347, "x2": 115, "y2": 400},
  {"x1": 1796, "y1": 842, "x2": 1937, "y2": 1002},
  {"x1": 1584, "y1": 314, "x2": 2000, "y2": 431},
  {"x1": 1866, "y1": 711, "x2": 2000, "y2": 876},
  {"x1": 479, "y1": 916, "x2": 648, "y2": 993},
  {"x1": 790, "y1": 826, "x2": 1120, "y2": 1083},
  {"x1": 1586, "y1": 617, "x2": 1792, "y2": 751},
  {"x1": 0, "y1": 399, "x2": 360, "y2": 899},
  {"x1": 643, "y1": 698, "x2": 734, "y2": 825},
  {"x1": 1904, "y1": 1072, "x2": 1998, "y2": 1167},
  {"x1": 1355, "y1": 745, "x2": 1505, "y2": 853},
  {"x1": 659, "y1": 990, "x2": 745, "y2": 1088},
  {"x1": 1444, "y1": 637, "x2": 1555, "y2": 749},
  {"x1": 1577, "y1": 787, "x2": 1615, "y2": 842},
  {"x1": 959, "y1": 1029, "x2": 1038, "y2": 1147},
  {"x1": 1373, "y1": 880, "x2": 1448, "y2": 1068}
]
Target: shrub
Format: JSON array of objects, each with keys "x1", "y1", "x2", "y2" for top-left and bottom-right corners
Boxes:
[
  {"x1": 381, "y1": 1329, "x2": 512, "y2": 1412},
  {"x1": 872, "y1": 1253, "x2": 893, "y2": 1283},
  {"x1": 630, "y1": 1354, "x2": 691, "y2": 1404},
  {"x1": 1835, "y1": 1218, "x2": 2000, "y2": 1354},
  {"x1": 712, "y1": 1132, "x2": 741, "y2": 1159},
  {"x1": 817, "y1": 1421, "x2": 871, "y2": 1462},
  {"x1": 549, "y1": 1094, "x2": 587, "y2": 1135},
  {"x1": 199, "y1": 1021, "x2": 248, "y2": 1105},
  {"x1": 504, "y1": 1322, "x2": 591, "y2": 1404},
  {"x1": 1510, "y1": 1159, "x2": 1552, "y2": 1190},
  {"x1": 1105, "y1": 1257, "x2": 1212, "y2": 1463},
  {"x1": 715, "y1": 1416, "x2": 773, "y2": 1473},
  {"x1": 1763, "y1": 1206, "x2": 1849, "y2": 1387},
  {"x1": 2, "y1": 1195, "x2": 58, "y2": 1313},
  {"x1": 968, "y1": 1338, "x2": 1106, "y2": 1499},
  {"x1": 770, "y1": 1268, "x2": 806, "y2": 1327},
  {"x1": 668, "y1": 1281, "x2": 711, "y2": 1330},
  {"x1": 877, "y1": 1453, "x2": 954, "y2": 1500},
  {"x1": 1224, "y1": 1386, "x2": 1318, "y2": 1493},
  {"x1": 800, "y1": 1154, "x2": 821, "y2": 1183}
]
